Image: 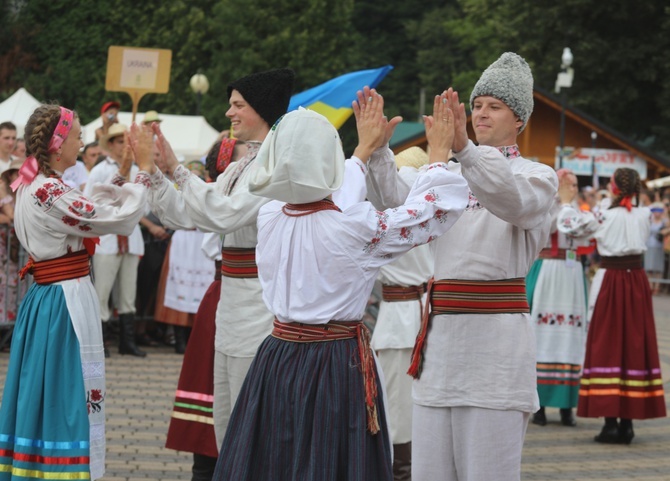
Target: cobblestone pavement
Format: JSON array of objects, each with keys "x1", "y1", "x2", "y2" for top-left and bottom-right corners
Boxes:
[{"x1": 1, "y1": 296, "x2": 669, "y2": 480}]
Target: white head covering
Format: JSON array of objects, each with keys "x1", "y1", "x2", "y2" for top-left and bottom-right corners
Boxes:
[{"x1": 249, "y1": 108, "x2": 345, "y2": 204}]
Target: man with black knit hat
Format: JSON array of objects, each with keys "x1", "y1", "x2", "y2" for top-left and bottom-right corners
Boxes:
[
  {"x1": 365, "y1": 53, "x2": 558, "y2": 480},
  {"x1": 145, "y1": 67, "x2": 295, "y2": 453}
]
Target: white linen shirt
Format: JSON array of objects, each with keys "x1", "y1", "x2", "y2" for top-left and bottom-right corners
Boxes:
[
  {"x1": 14, "y1": 173, "x2": 149, "y2": 261},
  {"x1": 84, "y1": 157, "x2": 145, "y2": 256},
  {"x1": 256, "y1": 163, "x2": 468, "y2": 325},
  {"x1": 147, "y1": 142, "x2": 368, "y2": 357},
  {"x1": 371, "y1": 166, "x2": 433, "y2": 351},
  {"x1": 366, "y1": 141, "x2": 558, "y2": 413},
  {"x1": 557, "y1": 203, "x2": 651, "y2": 256}
]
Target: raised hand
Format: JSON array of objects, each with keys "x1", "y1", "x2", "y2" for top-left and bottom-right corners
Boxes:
[
  {"x1": 424, "y1": 92, "x2": 454, "y2": 164},
  {"x1": 118, "y1": 133, "x2": 134, "y2": 179},
  {"x1": 445, "y1": 87, "x2": 468, "y2": 153},
  {"x1": 353, "y1": 87, "x2": 403, "y2": 159},
  {"x1": 128, "y1": 123, "x2": 156, "y2": 174},
  {"x1": 151, "y1": 122, "x2": 179, "y2": 176}
]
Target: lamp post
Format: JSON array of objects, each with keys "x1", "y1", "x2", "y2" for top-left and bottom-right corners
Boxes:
[
  {"x1": 189, "y1": 73, "x2": 210, "y2": 116},
  {"x1": 555, "y1": 47, "x2": 574, "y2": 169}
]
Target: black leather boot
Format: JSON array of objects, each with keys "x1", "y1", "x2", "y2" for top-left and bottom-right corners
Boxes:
[
  {"x1": 118, "y1": 314, "x2": 147, "y2": 357},
  {"x1": 532, "y1": 406, "x2": 547, "y2": 426},
  {"x1": 594, "y1": 417, "x2": 620, "y2": 443},
  {"x1": 174, "y1": 326, "x2": 189, "y2": 354},
  {"x1": 191, "y1": 453, "x2": 217, "y2": 481},
  {"x1": 560, "y1": 408, "x2": 577, "y2": 426},
  {"x1": 619, "y1": 418, "x2": 634, "y2": 444},
  {"x1": 392, "y1": 442, "x2": 411, "y2": 481}
]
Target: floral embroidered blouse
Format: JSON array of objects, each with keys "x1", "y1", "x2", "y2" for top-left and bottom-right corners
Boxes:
[
  {"x1": 256, "y1": 162, "x2": 468, "y2": 325},
  {"x1": 13, "y1": 173, "x2": 150, "y2": 262}
]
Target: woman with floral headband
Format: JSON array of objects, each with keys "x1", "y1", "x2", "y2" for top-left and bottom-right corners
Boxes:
[
  {"x1": 0, "y1": 104, "x2": 155, "y2": 480},
  {"x1": 557, "y1": 167, "x2": 666, "y2": 444}
]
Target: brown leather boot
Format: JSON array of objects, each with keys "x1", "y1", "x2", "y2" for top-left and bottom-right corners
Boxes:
[{"x1": 393, "y1": 442, "x2": 411, "y2": 481}]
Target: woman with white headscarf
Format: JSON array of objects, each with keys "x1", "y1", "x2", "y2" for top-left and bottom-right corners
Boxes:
[{"x1": 213, "y1": 92, "x2": 469, "y2": 480}]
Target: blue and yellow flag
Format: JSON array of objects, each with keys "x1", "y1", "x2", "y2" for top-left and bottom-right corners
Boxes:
[{"x1": 288, "y1": 66, "x2": 393, "y2": 129}]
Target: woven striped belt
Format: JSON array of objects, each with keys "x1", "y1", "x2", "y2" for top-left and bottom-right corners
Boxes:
[
  {"x1": 538, "y1": 248, "x2": 568, "y2": 260},
  {"x1": 214, "y1": 259, "x2": 222, "y2": 281},
  {"x1": 220, "y1": 248, "x2": 258, "y2": 278},
  {"x1": 600, "y1": 254, "x2": 643, "y2": 270},
  {"x1": 407, "y1": 278, "x2": 529, "y2": 379},
  {"x1": 381, "y1": 284, "x2": 426, "y2": 302},
  {"x1": 19, "y1": 249, "x2": 91, "y2": 285},
  {"x1": 272, "y1": 319, "x2": 380, "y2": 435}
]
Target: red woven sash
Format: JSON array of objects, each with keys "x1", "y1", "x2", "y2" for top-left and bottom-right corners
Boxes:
[
  {"x1": 220, "y1": 248, "x2": 258, "y2": 278},
  {"x1": 272, "y1": 319, "x2": 380, "y2": 435},
  {"x1": 19, "y1": 249, "x2": 91, "y2": 285},
  {"x1": 381, "y1": 284, "x2": 426, "y2": 302},
  {"x1": 407, "y1": 278, "x2": 529, "y2": 379},
  {"x1": 538, "y1": 248, "x2": 568, "y2": 260},
  {"x1": 599, "y1": 254, "x2": 643, "y2": 270}
]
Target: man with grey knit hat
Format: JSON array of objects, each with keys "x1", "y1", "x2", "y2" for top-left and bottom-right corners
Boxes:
[
  {"x1": 144, "y1": 67, "x2": 295, "y2": 454},
  {"x1": 365, "y1": 52, "x2": 558, "y2": 480}
]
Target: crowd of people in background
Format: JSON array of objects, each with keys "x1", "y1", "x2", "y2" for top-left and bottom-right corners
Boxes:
[{"x1": 0, "y1": 52, "x2": 666, "y2": 481}]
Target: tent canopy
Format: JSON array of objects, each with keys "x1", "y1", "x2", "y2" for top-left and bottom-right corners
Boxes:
[
  {"x1": 0, "y1": 88, "x2": 42, "y2": 138},
  {"x1": 83, "y1": 111, "x2": 221, "y2": 161}
]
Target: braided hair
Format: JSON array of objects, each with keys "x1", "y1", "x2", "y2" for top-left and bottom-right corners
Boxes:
[
  {"x1": 609, "y1": 167, "x2": 641, "y2": 209},
  {"x1": 24, "y1": 104, "x2": 78, "y2": 177}
]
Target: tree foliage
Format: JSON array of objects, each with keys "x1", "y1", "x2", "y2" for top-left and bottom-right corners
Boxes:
[{"x1": 0, "y1": 0, "x2": 668, "y2": 156}]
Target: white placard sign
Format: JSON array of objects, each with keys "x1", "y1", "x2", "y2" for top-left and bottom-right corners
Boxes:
[{"x1": 120, "y1": 49, "x2": 159, "y2": 90}]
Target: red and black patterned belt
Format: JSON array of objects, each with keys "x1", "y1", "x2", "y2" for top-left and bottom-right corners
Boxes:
[
  {"x1": 538, "y1": 248, "x2": 568, "y2": 260},
  {"x1": 220, "y1": 248, "x2": 258, "y2": 278},
  {"x1": 381, "y1": 283, "x2": 426, "y2": 302},
  {"x1": 408, "y1": 278, "x2": 529, "y2": 379},
  {"x1": 599, "y1": 254, "x2": 643, "y2": 270}
]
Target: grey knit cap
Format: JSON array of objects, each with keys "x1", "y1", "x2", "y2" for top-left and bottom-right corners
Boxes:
[{"x1": 469, "y1": 52, "x2": 534, "y2": 132}]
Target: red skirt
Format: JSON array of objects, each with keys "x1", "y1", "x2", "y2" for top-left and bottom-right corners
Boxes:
[
  {"x1": 577, "y1": 268, "x2": 666, "y2": 419},
  {"x1": 165, "y1": 279, "x2": 220, "y2": 457}
]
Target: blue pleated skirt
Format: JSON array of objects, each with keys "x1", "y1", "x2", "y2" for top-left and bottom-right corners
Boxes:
[
  {"x1": 213, "y1": 334, "x2": 394, "y2": 481},
  {"x1": 0, "y1": 283, "x2": 92, "y2": 480}
]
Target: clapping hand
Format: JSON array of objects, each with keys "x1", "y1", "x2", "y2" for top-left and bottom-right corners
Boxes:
[
  {"x1": 128, "y1": 123, "x2": 156, "y2": 174},
  {"x1": 424, "y1": 91, "x2": 454, "y2": 164},
  {"x1": 444, "y1": 88, "x2": 468, "y2": 153},
  {"x1": 152, "y1": 123, "x2": 179, "y2": 176},
  {"x1": 352, "y1": 87, "x2": 402, "y2": 163}
]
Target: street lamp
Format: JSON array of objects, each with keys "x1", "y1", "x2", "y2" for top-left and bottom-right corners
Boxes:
[
  {"x1": 190, "y1": 73, "x2": 209, "y2": 116},
  {"x1": 555, "y1": 47, "x2": 574, "y2": 169}
]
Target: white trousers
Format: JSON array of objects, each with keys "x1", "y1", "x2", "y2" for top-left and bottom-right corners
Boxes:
[
  {"x1": 212, "y1": 350, "x2": 255, "y2": 448},
  {"x1": 412, "y1": 405, "x2": 529, "y2": 481},
  {"x1": 92, "y1": 253, "x2": 140, "y2": 321},
  {"x1": 377, "y1": 348, "x2": 413, "y2": 444}
]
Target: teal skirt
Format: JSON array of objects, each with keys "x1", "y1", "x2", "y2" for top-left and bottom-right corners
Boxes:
[{"x1": 0, "y1": 283, "x2": 91, "y2": 480}]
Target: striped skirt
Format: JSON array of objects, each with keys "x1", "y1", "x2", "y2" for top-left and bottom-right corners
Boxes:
[
  {"x1": 213, "y1": 333, "x2": 393, "y2": 480},
  {"x1": 165, "y1": 279, "x2": 220, "y2": 458},
  {"x1": 577, "y1": 267, "x2": 666, "y2": 419},
  {"x1": 0, "y1": 281, "x2": 104, "y2": 480}
]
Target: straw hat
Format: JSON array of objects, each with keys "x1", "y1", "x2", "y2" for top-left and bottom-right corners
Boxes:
[
  {"x1": 1, "y1": 157, "x2": 24, "y2": 184},
  {"x1": 142, "y1": 110, "x2": 162, "y2": 124},
  {"x1": 395, "y1": 146, "x2": 429, "y2": 170},
  {"x1": 99, "y1": 123, "x2": 128, "y2": 152}
]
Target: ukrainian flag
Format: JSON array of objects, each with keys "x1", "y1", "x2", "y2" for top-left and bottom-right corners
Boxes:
[{"x1": 288, "y1": 66, "x2": 393, "y2": 129}]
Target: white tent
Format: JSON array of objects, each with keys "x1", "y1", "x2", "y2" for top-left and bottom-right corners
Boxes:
[
  {"x1": 83, "y1": 111, "x2": 221, "y2": 161},
  {"x1": 0, "y1": 88, "x2": 42, "y2": 138}
]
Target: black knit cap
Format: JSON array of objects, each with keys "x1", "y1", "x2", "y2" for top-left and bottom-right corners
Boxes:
[{"x1": 227, "y1": 68, "x2": 295, "y2": 127}]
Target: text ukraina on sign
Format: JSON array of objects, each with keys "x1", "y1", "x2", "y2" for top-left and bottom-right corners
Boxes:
[
  {"x1": 121, "y1": 49, "x2": 159, "y2": 90},
  {"x1": 556, "y1": 147, "x2": 647, "y2": 179}
]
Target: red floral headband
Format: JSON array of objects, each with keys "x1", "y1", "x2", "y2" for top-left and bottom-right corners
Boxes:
[{"x1": 12, "y1": 107, "x2": 74, "y2": 191}]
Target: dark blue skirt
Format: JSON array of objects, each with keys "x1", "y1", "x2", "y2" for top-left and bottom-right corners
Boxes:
[{"x1": 213, "y1": 334, "x2": 394, "y2": 481}]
